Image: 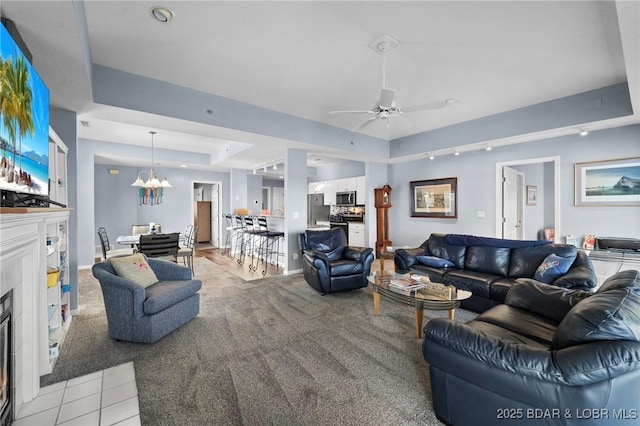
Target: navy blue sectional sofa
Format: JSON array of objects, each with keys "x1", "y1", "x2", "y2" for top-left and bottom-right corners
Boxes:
[{"x1": 394, "y1": 233, "x2": 597, "y2": 312}]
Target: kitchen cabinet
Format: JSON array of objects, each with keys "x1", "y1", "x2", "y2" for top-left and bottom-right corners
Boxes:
[
  {"x1": 348, "y1": 223, "x2": 366, "y2": 247},
  {"x1": 336, "y1": 178, "x2": 356, "y2": 192},
  {"x1": 323, "y1": 180, "x2": 336, "y2": 205},
  {"x1": 308, "y1": 182, "x2": 324, "y2": 194},
  {"x1": 356, "y1": 176, "x2": 366, "y2": 205}
]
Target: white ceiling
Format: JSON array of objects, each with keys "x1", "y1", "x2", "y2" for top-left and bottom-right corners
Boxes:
[{"x1": 1, "y1": 1, "x2": 638, "y2": 176}]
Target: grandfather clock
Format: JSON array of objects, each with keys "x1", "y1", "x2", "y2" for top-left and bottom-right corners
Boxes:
[{"x1": 374, "y1": 185, "x2": 392, "y2": 258}]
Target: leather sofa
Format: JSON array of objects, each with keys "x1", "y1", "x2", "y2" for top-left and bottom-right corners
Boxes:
[
  {"x1": 394, "y1": 233, "x2": 597, "y2": 312},
  {"x1": 423, "y1": 270, "x2": 640, "y2": 426},
  {"x1": 298, "y1": 228, "x2": 374, "y2": 294}
]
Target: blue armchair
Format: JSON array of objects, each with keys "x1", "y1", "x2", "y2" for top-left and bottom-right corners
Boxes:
[{"x1": 92, "y1": 258, "x2": 201, "y2": 343}]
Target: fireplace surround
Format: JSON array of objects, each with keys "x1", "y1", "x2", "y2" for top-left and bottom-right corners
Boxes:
[{"x1": 0, "y1": 209, "x2": 71, "y2": 421}]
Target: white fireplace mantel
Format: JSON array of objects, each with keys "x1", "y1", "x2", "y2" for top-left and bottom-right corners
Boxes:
[{"x1": 0, "y1": 208, "x2": 71, "y2": 417}]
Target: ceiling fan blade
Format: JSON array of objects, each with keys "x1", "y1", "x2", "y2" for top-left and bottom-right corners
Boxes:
[
  {"x1": 379, "y1": 88, "x2": 395, "y2": 109},
  {"x1": 351, "y1": 117, "x2": 378, "y2": 132},
  {"x1": 402, "y1": 99, "x2": 455, "y2": 113},
  {"x1": 329, "y1": 110, "x2": 373, "y2": 115}
]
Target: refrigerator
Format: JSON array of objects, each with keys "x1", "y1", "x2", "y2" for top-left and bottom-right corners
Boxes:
[{"x1": 307, "y1": 194, "x2": 330, "y2": 226}]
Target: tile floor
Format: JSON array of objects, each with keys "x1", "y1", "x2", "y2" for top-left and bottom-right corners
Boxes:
[{"x1": 13, "y1": 362, "x2": 140, "y2": 426}]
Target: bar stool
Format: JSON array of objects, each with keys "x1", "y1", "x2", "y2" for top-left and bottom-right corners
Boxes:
[
  {"x1": 221, "y1": 214, "x2": 236, "y2": 257},
  {"x1": 242, "y1": 216, "x2": 268, "y2": 269},
  {"x1": 256, "y1": 216, "x2": 284, "y2": 276},
  {"x1": 230, "y1": 215, "x2": 245, "y2": 261}
]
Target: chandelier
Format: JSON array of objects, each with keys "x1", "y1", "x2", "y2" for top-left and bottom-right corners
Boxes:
[{"x1": 131, "y1": 131, "x2": 171, "y2": 205}]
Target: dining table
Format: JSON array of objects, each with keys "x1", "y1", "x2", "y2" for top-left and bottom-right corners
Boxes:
[{"x1": 116, "y1": 235, "x2": 141, "y2": 247}]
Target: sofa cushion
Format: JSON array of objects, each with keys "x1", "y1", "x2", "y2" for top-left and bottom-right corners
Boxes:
[
  {"x1": 426, "y1": 234, "x2": 466, "y2": 269},
  {"x1": 474, "y1": 304, "x2": 559, "y2": 346},
  {"x1": 490, "y1": 278, "x2": 517, "y2": 303},
  {"x1": 109, "y1": 253, "x2": 158, "y2": 288},
  {"x1": 409, "y1": 264, "x2": 450, "y2": 281},
  {"x1": 464, "y1": 246, "x2": 510, "y2": 277},
  {"x1": 509, "y1": 244, "x2": 577, "y2": 278},
  {"x1": 143, "y1": 279, "x2": 203, "y2": 315},
  {"x1": 444, "y1": 270, "x2": 501, "y2": 299},
  {"x1": 416, "y1": 255, "x2": 455, "y2": 268},
  {"x1": 551, "y1": 270, "x2": 640, "y2": 350},
  {"x1": 534, "y1": 253, "x2": 576, "y2": 284}
]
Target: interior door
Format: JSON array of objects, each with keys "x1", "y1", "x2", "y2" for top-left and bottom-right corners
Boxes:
[
  {"x1": 502, "y1": 166, "x2": 523, "y2": 239},
  {"x1": 210, "y1": 184, "x2": 219, "y2": 247}
]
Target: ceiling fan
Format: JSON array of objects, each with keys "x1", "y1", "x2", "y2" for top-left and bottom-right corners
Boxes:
[{"x1": 329, "y1": 37, "x2": 456, "y2": 132}]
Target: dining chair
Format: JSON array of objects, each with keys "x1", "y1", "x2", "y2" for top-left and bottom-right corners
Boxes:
[
  {"x1": 178, "y1": 226, "x2": 198, "y2": 274},
  {"x1": 97, "y1": 227, "x2": 134, "y2": 260},
  {"x1": 138, "y1": 233, "x2": 180, "y2": 262}
]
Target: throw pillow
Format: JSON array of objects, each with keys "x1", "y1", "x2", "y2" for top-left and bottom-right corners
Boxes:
[
  {"x1": 110, "y1": 253, "x2": 159, "y2": 288},
  {"x1": 416, "y1": 255, "x2": 455, "y2": 268},
  {"x1": 551, "y1": 270, "x2": 640, "y2": 350},
  {"x1": 533, "y1": 253, "x2": 575, "y2": 284}
]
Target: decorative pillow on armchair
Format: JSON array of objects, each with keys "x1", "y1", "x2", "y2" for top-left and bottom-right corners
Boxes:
[
  {"x1": 416, "y1": 255, "x2": 455, "y2": 268},
  {"x1": 534, "y1": 253, "x2": 575, "y2": 284},
  {"x1": 110, "y1": 253, "x2": 159, "y2": 288}
]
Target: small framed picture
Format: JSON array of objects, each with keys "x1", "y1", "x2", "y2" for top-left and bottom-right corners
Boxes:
[{"x1": 526, "y1": 185, "x2": 537, "y2": 206}]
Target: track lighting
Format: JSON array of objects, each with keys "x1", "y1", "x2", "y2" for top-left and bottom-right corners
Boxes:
[
  {"x1": 252, "y1": 168, "x2": 256, "y2": 174},
  {"x1": 454, "y1": 150, "x2": 460, "y2": 156},
  {"x1": 273, "y1": 162, "x2": 278, "y2": 170},
  {"x1": 429, "y1": 153, "x2": 435, "y2": 160},
  {"x1": 485, "y1": 144, "x2": 492, "y2": 151},
  {"x1": 579, "y1": 129, "x2": 589, "y2": 136},
  {"x1": 263, "y1": 165, "x2": 267, "y2": 172}
]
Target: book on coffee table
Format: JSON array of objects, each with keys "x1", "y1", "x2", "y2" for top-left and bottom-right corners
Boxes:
[{"x1": 389, "y1": 277, "x2": 425, "y2": 294}]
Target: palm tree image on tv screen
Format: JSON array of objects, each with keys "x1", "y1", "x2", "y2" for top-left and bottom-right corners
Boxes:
[{"x1": 0, "y1": 22, "x2": 50, "y2": 197}]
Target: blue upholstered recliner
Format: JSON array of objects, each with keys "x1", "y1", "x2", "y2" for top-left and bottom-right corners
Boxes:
[
  {"x1": 298, "y1": 227, "x2": 374, "y2": 294},
  {"x1": 92, "y1": 258, "x2": 201, "y2": 343}
]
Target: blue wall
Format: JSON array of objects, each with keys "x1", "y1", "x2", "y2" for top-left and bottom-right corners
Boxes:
[{"x1": 389, "y1": 124, "x2": 640, "y2": 248}]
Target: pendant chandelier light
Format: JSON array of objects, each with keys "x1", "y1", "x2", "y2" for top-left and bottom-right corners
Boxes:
[{"x1": 131, "y1": 131, "x2": 171, "y2": 205}]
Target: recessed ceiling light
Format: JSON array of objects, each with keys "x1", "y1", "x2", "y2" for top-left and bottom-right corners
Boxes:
[{"x1": 149, "y1": 6, "x2": 174, "y2": 23}]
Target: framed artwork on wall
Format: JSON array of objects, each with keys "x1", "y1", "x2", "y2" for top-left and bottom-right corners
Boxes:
[
  {"x1": 410, "y1": 177, "x2": 457, "y2": 218},
  {"x1": 574, "y1": 157, "x2": 640, "y2": 206},
  {"x1": 526, "y1": 185, "x2": 537, "y2": 205}
]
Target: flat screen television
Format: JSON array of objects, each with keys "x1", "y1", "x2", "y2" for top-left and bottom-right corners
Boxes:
[{"x1": 0, "y1": 20, "x2": 50, "y2": 200}]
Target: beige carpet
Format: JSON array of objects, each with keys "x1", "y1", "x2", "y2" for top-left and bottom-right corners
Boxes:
[{"x1": 42, "y1": 257, "x2": 475, "y2": 425}]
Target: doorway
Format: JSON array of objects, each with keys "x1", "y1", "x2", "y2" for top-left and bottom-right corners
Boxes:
[
  {"x1": 495, "y1": 156, "x2": 560, "y2": 242},
  {"x1": 502, "y1": 166, "x2": 525, "y2": 240},
  {"x1": 191, "y1": 181, "x2": 222, "y2": 248}
]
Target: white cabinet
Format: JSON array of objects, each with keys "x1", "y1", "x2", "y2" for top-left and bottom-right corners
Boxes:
[
  {"x1": 308, "y1": 181, "x2": 324, "y2": 194},
  {"x1": 589, "y1": 251, "x2": 640, "y2": 288},
  {"x1": 348, "y1": 222, "x2": 366, "y2": 246},
  {"x1": 45, "y1": 212, "x2": 72, "y2": 372},
  {"x1": 336, "y1": 178, "x2": 356, "y2": 192},
  {"x1": 355, "y1": 176, "x2": 366, "y2": 205},
  {"x1": 323, "y1": 180, "x2": 336, "y2": 205},
  {"x1": 48, "y1": 128, "x2": 68, "y2": 207}
]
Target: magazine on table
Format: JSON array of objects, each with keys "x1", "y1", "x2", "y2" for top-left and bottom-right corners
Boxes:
[{"x1": 389, "y1": 277, "x2": 425, "y2": 293}]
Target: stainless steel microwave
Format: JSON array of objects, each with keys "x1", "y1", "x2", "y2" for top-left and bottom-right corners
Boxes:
[{"x1": 336, "y1": 191, "x2": 356, "y2": 206}]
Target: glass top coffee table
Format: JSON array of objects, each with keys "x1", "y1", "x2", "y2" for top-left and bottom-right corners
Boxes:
[{"x1": 367, "y1": 271, "x2": 472, "y2": 338}]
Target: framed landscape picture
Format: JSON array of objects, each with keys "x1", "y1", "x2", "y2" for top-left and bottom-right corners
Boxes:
[
  {"x1": 410, "y1": 177, "x2": 457, "y2": 218},
  {"x1": 575, "y1": 157, "x2": 640, "y2": 206}
]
